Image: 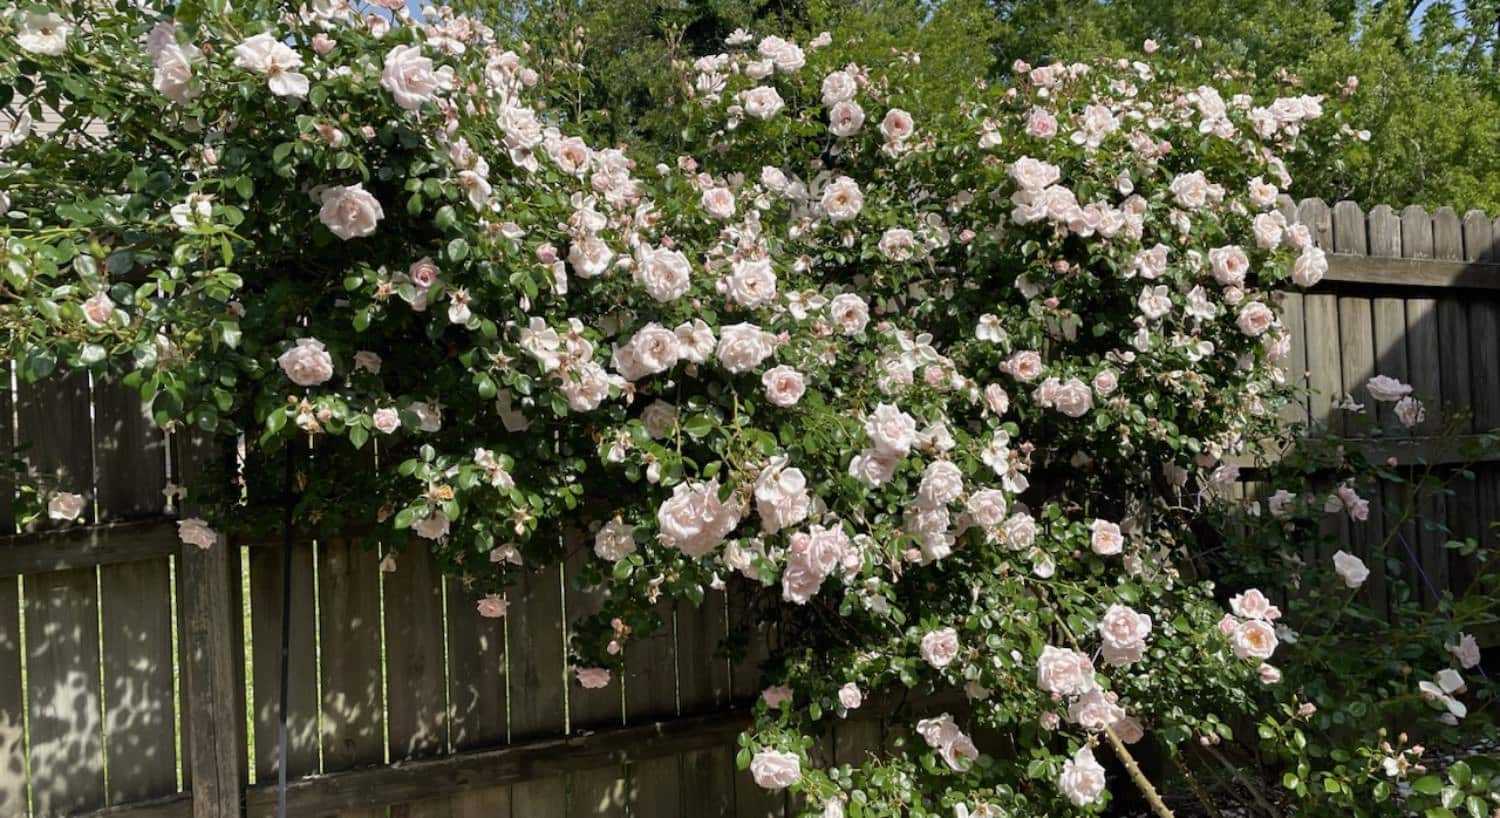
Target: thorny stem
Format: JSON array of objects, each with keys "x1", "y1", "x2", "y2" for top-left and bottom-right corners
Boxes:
[
  {"x1": 1102, "y1": 724, "x2": 1175, "y2": 818},
  {"x1": 1170, "y1": 753, "x2": 1228, "y2": 818},
  {"x1": 1053, "y1": 614, "x2": 1174, "y2": 818},
  {"x1": 1203, "y1": 742, "x2": 1281, "y2": 818}
]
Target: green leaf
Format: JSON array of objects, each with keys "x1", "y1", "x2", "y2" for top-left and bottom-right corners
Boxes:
[
  {"x1": 447, "y1": 237, "x2": 469, "y2": 262},
  {"x1": 1413, "y1": 776, "x2": 1445, "y2": 796},
  {"x1": 1449, "y1": 761, "x2": 1471, "y2": 788}
]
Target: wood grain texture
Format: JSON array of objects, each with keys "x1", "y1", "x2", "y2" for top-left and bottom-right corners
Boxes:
[
  {"x1": 444, "y1": 577, "x2": 505, "y2": 753},
  {"x1": 17, "y1": 375, "x2": 107, "y2": 814},
  {"x1": 317, "y1": 537, "x2": 385, "y2": 772},
  {"x1": 383, "y1": 543, "x2": 449, "y2": 762},
  {"x1": 93, "y1": 379, "x2": 177, "y2": 805},
  {"x1": 506, "y1": 564, "x2": 565, "y2": 742},
  {"x1": 178, "y1": 536, "x2": 243, "y2": 818},
  {"x1": 240, "y1": 710, "x2": 747, "y2": 816},
  {"x1": 248, "y1": 541, "x2": 319, "y2": 781}
]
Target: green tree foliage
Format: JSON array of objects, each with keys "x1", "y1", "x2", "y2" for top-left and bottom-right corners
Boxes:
[{"x1": 488, "y1": 0, "x2": 1500, "y2": 212}]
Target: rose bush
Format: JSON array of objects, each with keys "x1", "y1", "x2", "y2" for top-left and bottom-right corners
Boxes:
[{"x1": 1, "y1": 2, "x2": 1494, "y2": 815}]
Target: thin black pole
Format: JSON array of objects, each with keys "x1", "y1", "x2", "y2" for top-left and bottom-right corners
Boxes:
[{"x1": 276, "y1": 442, "x2": 294, "y2": 818}]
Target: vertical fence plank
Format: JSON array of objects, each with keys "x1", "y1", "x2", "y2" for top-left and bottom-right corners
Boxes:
[
  {"x1": 92, "y1": 379, "x2": 178, "y2": 804},
  {"x1": 566, "y1": 536, "x2": 629, "y2": 818},
  {"x1": 316, "y1": 537, "x2": 385, "y2": 773},
  {"x1": 1409, "y1": 209, "x2": 1465, "y2": 605},
  {"x1": 730, "y1": 585, "x2": 785, "y2": 818},
  {"x1": 445, "y1": 567, "x2": 511, "y2": 818},
  {"x1": 0, "y1": 367, "x2": 24, "y2": 818},
  {"x1": 1329, "y1": 201, "x2": 1388, "y2": 612},
  {"x1": 507, "y1": 559, "x2": 567, "y2": 817},
  {"x1": 16, "y1": 374, "x2": 106, "y2": 815},
  {"x1": 1470, "y1": 216, "x2": 1500, "y2": 561},
  {"x1": 249, "y1": 539, "x2": 319, "y2": 782},
  {"x1": 1276, "y1": 196, "x2": 1310, "y2": 424},
  {"x1": 382, "y1": 543, "x2": 452, "y2": 818},
  {"x1": 173, "y1": 430, "x2": 244, "y2": 818},
  {"x1": 384, "y1": 543, "x2": 448, "y2": 761},
  {"x1": 1298, "y1": 200, "x2": 1341, "y2": 433},
  {"x1": 624, "y1": 599, "x2": 679, "y2": 818},
  {"x1": 1365, "y1": 207, "x2": 1409, "y2": 616},
  {"x1": 676, "y1": 589, "x2": 733, "y2": 817}
]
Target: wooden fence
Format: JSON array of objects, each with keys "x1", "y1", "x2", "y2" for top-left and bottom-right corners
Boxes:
[{"x1": 0, "y1": 198, "x2": 1498, "y2": 818}]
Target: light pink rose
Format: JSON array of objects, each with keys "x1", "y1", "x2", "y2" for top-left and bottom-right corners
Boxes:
[
  {"x1": 1229, "y1": 588, "x2": 1278, "y2": 621},
  {"x1": 372, "y1": 407, "x2": 401, "y2": 434},
  {"x1": 761, "y1": 365, "x2": 806, "y2": 407},
  {"x1": 635, "y1": 246, "x2": 693, "y2": 302},
  {"x1": 879, "y1": 108, "x2": 914, "y2": 143},
  {"x1": 353, "y1": 351, "x2": 382, "y2": 374},
  {"x1": 915, "y1": 713, "x2": 979, "y2": 771},
  {"x1": 726, "y1": 257, "x2": 777, "y2": 308},
  {"x1": 749, "y1": 749, "x2": 801, "y2": 790},
  {"x1": 1292, "y1": 245, "x2": 1327, "y2": 287},
  {"x1": 1058, "y1": 746, "x2": 1106, "y2": 806},
  {"x1": 1026, "y1": 107, "x2": 1057, "y2": 138},
  {"x1": 828, "y1": 100, "x2": 865, "y2": 137},
  {"x1": 740, "y1": 86, "x2": 785, "y2": 119},
  {"x1": 476, "y1": 594, "x2": 509, "y2": 618},
  {"x1": 412, "y1": 510, "x2": 450, "y2": 540},
  {"x1": 820, "y1": 176, "x2": 863, "y2": 221},
  {"x1": 1447, "y1": 633, "x2": 1482, "y2": 669},
  {"x1": 319, "y1": 184, "x2": 384, "y2": 240},
  {"x1": 178, "y1": 517, "x2": 217, "y2": 549},
  {"x1": 755, "y1": 458, "x2": 810, "y2": 534},
  {"x1": 1365, "y1": 375, "x2": 1412, "y2": 402},
  {"x1": 701, "y1": 186, "x2": 736, "y2": 220},
  {"x1": 1169, "y1": 170, "x2": 1211, "y2": 210},
  {"x1": 82, "y1": 292, "x2": 114, "y2": 326},
  {"x1": 1052, "y1": 378, "x2": 1093, "y2": 417},
  {"x1": 1009, "y1": 156, "x2": 1061, "y2": 191},
  {"x1": 865, "y1": 403, "x2": 917, "y2": 458},
  {"x1": 1332, "y1": 549, "x2": 1369, "y2": 589},
  {"x1": 278, "y1": 338, "x2": 335, "y2": 387},
  {"x1": 381, "y1": 45, "x2": 451, "y2": 110},
  {"x1": 1258, "y1": 663, "x2": 1283, "y2": 684},
  {"x1": 1068, "y1": 688, "x2": 1125, "y2": 731},
  {"x1": 657, "y1": 480, "x2": 741, "y2": 557},
  {"x1": 761, "y1": 685, "x2": 794, "y2": 707},
  {"x1": 1002, "y1": 512, "x2": 1036, "y2": 549},
  {"x1": 1089, "y1": 519, "x2": 1124, "y2": 556},
  {"x1": 576, "y1": 667, "x2": 612, "y2": 688},
  {"x1": 1114, "y1": 715, "x2": 1145, "y2": 744},
  {"x1": 1003, "y1": 350, "x2": 1044, "y2": 382},
  {"x1": 1098, "y1": 604, "x2": 1152, "y2": 667},
  {"x1": 152, "y1": 42, "x2": 198, "y2": 104},
  {"x1": 47, "y1": 491, "x2": 85, "y2": 522},
  {"x1": 1253, "y1": 212, "x2": 1286, "y2": 250},
  {"x1": 920, "y1": 627, "x2": 960, "y2": 669},
  {"x1": 827, "y1": 293, "x2": 870, "y2": 333},
  {"x1": 966, "y1": 489, "x2": 1008, "y2": 528},
  {"x1": 233, "y1": 33, "x2": 309, "y2": 98},
  {"x1": 821, "y1": 70, "x2": 857, "y2": 104},
  {"x1": 1231, "y1": 619, "x2": 1279, "y2": 660},
  {"x1": 407, "y1": 257, "x2": 440, "y2": 289},
  {"x1": 716, "y1": 323, "x2": 776, "y2": 373},
  {"x1": 1236, "y1": 301, "x2": 1275, "y2": 337},
  {"x1": 1209, "y1": 245, "x2": 1249, "y2": 287},
  {"x1": 594, "y1": 520, "x2": 636, "y2": 561},
  {"x1": 1037, "y1": 645, "x2": 1095, "y2": 696},
  {"x1": 848, "y1": 449, "x2": 899, "y2": 487},
  {"x1": 838, "y1": 683, "x2": 863, "y2": 710}
]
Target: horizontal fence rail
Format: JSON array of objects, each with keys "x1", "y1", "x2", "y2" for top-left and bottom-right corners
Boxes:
[{"x1": 0, "y1": 197, "x2": 1498, "y2": 818}]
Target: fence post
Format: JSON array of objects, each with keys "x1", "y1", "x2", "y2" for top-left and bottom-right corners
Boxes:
[{"x1": 177, "y1": 432, "x2": 246, "y2": 818}]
